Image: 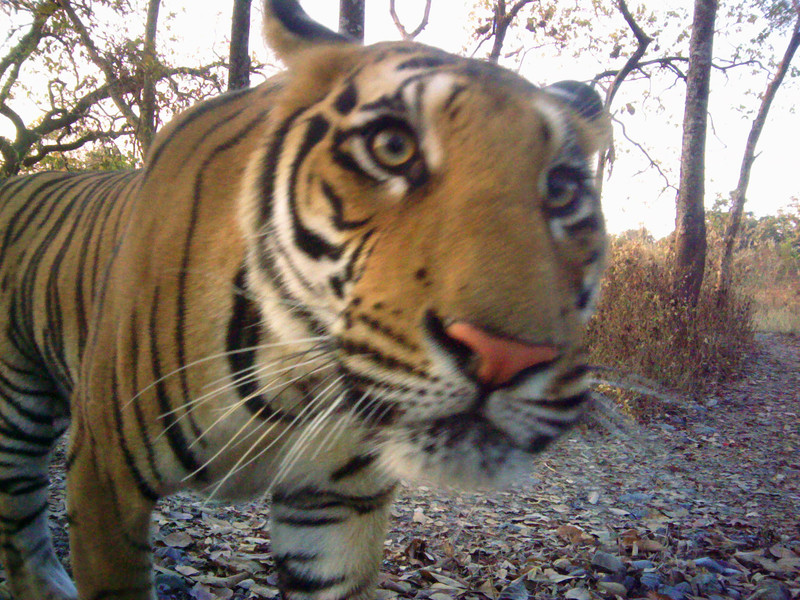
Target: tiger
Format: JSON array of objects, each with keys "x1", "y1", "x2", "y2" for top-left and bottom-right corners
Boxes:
[{"x1": 0, "y1": 1, "x2": 609, "y2": 598}]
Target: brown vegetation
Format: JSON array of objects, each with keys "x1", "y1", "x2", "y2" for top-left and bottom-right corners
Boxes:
[
  {"x1": 587, "y1": 236, "x2": 754, "y2": 402},
  {"x1": 589, "y1": 205, "x2": 800, "y2": 407}
]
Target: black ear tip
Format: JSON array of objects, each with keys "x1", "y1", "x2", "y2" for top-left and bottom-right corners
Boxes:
[
  {"x1": 269, "y1": 0, "x2": 352, "y2": 44},
  {"x1": 544, "y1": 80, "x2": 604, "y2": 121}
]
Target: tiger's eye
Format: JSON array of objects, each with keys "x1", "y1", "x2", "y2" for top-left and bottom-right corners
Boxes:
[
  {"x1": 369, "y1": 126, "x2": 417, "y2": 169},
  {"x1": 545, "y1": 165, "x2": 584, "y2": 214}
]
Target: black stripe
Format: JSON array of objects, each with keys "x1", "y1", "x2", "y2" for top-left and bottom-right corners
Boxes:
[
  {"x1": 321, "y1": 180, "x2": 370, "y2": 230},
  {"x1": 0, "y1": 501, "x2": 47, "y2": 534},
  {"x1": 259, "y1": 107, "x2": 307, "y2": 226},
  {"x1": 273, "y1": 513, "x2": 345, "y2": 527},
  {"x1": 128, "y1": 312, "x2": 163, "y2": 488},
  {"x1": 288, "y1": 115, "x2": 345, "y2": 261},
  {"x1": 0, "y1": 441, "x2": 50, "y2": 458},
  {"x1": 274, "y1": 550, "x2": 318, "y2": 563},
  {"x1": 143, "y1": 87, "x2": 253, "y2": 177},
  {"x1": 333, "y1": 82, "x2": 359, "y2": 115},
  {"x1": 564, "y1": 213, "x2": 602, "y2": 235},
  {"x1": 539, "y1": 392, "x2": 590, "y2": 411},
  {"x1": 0, "y1": 408, "x2": 54, "y2": 446},
  {"x1": 74, "y1": 172, "x2": 138, "y2": 354},
  {"x1": 330, "y1": 453, "x2": 376, "y2": 481},
  {"x1": 226, "y1": 268, "x2": 274, "y2": 417},
  {"x1": 43, "y1": 173, "x2": 118, "y2": 389},
  {"x1": 527, "y1": 434, "x2": 553, "y2": 453},
  {"x1": 396, "y1": 55, "x2": 457, "y2": 70},
  {"x1": 443, "y1": 84, "x2": 467, "y2": 113},
  {"x1": 110, "y1": 365, "x2": 160, "y2": 503},
  {"x1": 341, "y1": 388, "x2": 400, "y2": 426},
  {"x1": 277, "y1": 565, "x2": 346, "y2": 594},
  {"x1": 339, "y1": 339, "x2": 428, "y2": 379},
  {"x1": 577, "y1": 287, "x2": 593, "y2": 310},
  {"x1": 253, "y1": 231, "x2": 328, "y2": 337},
  {"x1": 0, "y1": 474, "x2": 48, "y2": 496},
  {"x1": 343, "y1": 228, "x2": 375, "y2": 284},
  {"x1": 175, "y1": 111, "x2": 270, "y2": 440},
  {"x1": 273, "y1": 484, "x2": 396, "y2": 515},
  {"x1": 0, "y1": 373, "x2": 54, "y2": 423},
  {"x1": 148, "y1": 290, "x2": 206, "y2": 481},
  {"x1": 267, "y1": 0, "x2": 348, "y2": 44}
]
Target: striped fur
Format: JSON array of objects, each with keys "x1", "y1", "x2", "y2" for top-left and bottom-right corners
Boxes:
[{"x1": 0, "y1": 2, "x2": 609, "y2": 599}]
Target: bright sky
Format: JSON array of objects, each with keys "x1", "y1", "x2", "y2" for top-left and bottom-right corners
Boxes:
[{"x1": 4, "y1": 1, "x2": 798, "y2": 238}]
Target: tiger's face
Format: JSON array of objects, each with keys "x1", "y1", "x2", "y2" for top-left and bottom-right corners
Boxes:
[{"x1": 242, "y1": 42, "x2": 608, "y2": 487}]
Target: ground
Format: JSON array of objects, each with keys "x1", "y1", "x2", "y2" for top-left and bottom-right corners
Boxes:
[{"x1": 2, "y1": 334, "x2": 799, "y2": 600}]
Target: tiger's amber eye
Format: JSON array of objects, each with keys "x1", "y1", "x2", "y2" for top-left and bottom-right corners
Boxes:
[{"x1": 369, "y1": 127, "x2": 417, "y2": 169}]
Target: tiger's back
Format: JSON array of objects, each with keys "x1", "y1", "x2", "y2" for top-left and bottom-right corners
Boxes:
[{"x1": 0, "y1": 1, "x2": 610, "y2": 599}]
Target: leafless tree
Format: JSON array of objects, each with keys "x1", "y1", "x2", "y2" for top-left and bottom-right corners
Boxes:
[{"x1": 716, "y1": 0, "x2": 800, "y2": 301}]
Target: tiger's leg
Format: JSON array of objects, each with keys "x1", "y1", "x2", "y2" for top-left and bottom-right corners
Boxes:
[
  {"x1": 0, "y1": 353, "x2": 76, "y2": 600},
  {"x1": 270, "y1": 480, "x2": 397, "y2": 600},
  {"x1": 66, "y1": 413, "x2": 157, "y2": 600}
]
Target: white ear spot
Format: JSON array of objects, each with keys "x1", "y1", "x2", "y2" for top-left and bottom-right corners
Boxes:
[{"x1": 534, "y1": 98, "x2": 567, "y2": 153}]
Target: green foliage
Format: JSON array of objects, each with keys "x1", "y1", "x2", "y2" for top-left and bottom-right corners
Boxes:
[
  {"x1": 33, "y1": 143, "x2": 138, "y2": 172},
  {"x1": 707, "y1": 196, "x2": 800, "y2": 262},
  {"x1": 1, "y1": 0, "x2": 227, "y2": 175}
]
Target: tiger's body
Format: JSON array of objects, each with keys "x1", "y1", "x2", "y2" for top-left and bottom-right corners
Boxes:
[{"x1": 0, "y1": 1, "x2": 609, "y2": 598}]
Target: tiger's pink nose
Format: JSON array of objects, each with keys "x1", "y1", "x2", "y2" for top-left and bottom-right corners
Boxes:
[{"x1": 446, "y1": 322, "x2": 558, "y2": 388}]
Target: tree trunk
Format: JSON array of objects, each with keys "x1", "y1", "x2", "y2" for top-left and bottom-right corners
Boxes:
[
  {"x1": 138, "y1": 0, "x2": 161, "y2": 155},
  {"x1": 672, "y1": 0, "x2": 717, "y2": 306},
  {"x1": 716, "y1": 10, "x2": 800, "y2": 301},
  {"x1": 339, "y1": 0, "x2": 365, "y2": 42},
  {"x1": 229, "y1": 0, "x2": 252, "y2": 91}
]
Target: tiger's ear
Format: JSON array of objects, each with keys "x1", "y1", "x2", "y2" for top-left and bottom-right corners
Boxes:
[
  {"x1": 264, "y1": 0, "x2": 355, "y2": 64},
  {"x1": 544, "y1": 80, "x2": 611, "y2": 154}
]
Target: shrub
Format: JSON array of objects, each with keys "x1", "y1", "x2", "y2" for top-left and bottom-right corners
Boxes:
[{"x1": 587, "y1": 238, "x2": 754, "y2": 408}]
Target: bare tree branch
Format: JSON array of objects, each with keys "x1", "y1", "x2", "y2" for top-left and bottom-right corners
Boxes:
[
  {"x1": 604, "y1": 0, "x2": 653, "y2": 108},
  {"x1": 58, "y1": 0, "x2": 139, "y2": 129},
  {"x1": 487, "y1": 0, "x2": 536, "y2": 64},
  {"x1": 0, "y1": 1, "x2": 57, "y2": 103},
  {"x1": 595, "y1": 0, "x2": 652, "y2": 194},
  {"x1": 615, "y1": 116, "x2": 676, "y2": 194},
  {"x1": 21, "y1": 128, "x2": 130, "y2": 168},
  {"x1": 593, "y1": 56, "x2": 765, "y2": 84},
  {"x1": 389, "y1": 0, "x2": 432, "y2": 41}
]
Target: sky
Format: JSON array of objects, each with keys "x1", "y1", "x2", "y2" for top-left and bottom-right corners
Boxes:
[{"x1": 3, "y1": 0, "x2": 798, "y2": 238}]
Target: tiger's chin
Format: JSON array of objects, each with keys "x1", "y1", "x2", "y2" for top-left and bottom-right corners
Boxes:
[{"x1": 375, "y1": 414, "x2": 552, "y2": 490}]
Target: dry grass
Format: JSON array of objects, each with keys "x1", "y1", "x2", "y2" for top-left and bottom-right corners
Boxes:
[
  {"x1": 732, "y1": 245, "x2": 800, "y2": 334},
  {"x1": 587, "y1": 238, "x2": 754, "y2": 408}
]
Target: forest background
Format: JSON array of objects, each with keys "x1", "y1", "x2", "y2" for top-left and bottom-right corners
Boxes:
[{"x1": 2, "y1": 0, "x2": 800, "y2": 399}]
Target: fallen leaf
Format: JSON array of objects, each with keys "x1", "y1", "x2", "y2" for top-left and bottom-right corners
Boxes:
[{"x1": 163, "y1": 532, "x2": 194, "y2": 548}]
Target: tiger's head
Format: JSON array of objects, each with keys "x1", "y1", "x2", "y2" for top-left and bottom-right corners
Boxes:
[{"x1": 241, "y1": 0, "x2": 610, "y2": 487}]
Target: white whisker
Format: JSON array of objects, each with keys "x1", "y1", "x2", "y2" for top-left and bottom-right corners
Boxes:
[
  {"x1": 124, "y1": 337, "x2": 330, "y2": 410},
  {"x1": 201, "y1": 375, "x2": 345, "y2": 500},
  {"x1": 157, "y1": 352, "x2": 333, "y2": 436}
]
